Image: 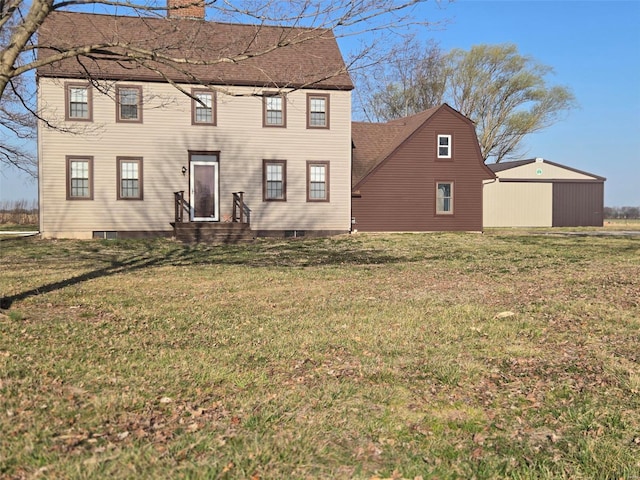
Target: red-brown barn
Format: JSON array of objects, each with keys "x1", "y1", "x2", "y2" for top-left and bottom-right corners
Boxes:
[{"x1": 351, "y1": 104, "x2": 495, "y2": 232}]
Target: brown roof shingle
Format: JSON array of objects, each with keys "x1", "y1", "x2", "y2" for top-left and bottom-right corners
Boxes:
[
  {"x1": 352, "y1": 106, "x2": 441, "y2": 187},
  {"x1": 37, "y1": 11, "x2": 354, "y2": 90}
]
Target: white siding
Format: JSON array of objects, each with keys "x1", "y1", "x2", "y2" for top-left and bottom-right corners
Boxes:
[
  {"x1": 483, "y1": 181, "x2": 552, "y2": 227},
  {"x1": 38, "y1": 79, "x2": 352, "y2": 238},
  {"x1": 496, "y1": 161, "x2": 595, "y2": 180}
]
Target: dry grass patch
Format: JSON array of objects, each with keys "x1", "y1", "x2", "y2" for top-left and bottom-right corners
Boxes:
[{"x1": 1, "y1": 232, "x2": 639, "y2": 479}]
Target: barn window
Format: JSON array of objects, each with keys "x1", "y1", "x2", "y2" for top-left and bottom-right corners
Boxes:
[
  {"x1": 437, "y1": 134, "x2": 452, "y2": 158},
  {"x1": 436, "y1": 182, "x2": 453, "y2": 214}
]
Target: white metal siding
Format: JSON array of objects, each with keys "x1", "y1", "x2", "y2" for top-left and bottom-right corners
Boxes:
[
  {"x1": 483, "y1": 181, "x2": 552, "y2": 227},
  {"x1": 496, "y1": 162, "x2": 595, "y2": 180},
  {"x1": 38, "y1": 79, "x2": 352, "y2": 238}
]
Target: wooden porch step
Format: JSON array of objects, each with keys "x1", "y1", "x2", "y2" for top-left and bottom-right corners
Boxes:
[{"x1": 173, "y1": 222, "x2": 255, "y2": 244}]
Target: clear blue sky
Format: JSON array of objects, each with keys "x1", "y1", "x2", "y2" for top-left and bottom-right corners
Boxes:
[{"x1": 1, "y1": 0, "x2": 638, "y2": 207}]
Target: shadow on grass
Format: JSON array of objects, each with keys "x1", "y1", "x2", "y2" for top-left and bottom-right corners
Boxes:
[{"x1": 1, "y1": 237, "x2": 408, "y2": 309}]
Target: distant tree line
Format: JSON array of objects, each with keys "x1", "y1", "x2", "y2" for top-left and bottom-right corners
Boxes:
[
  {"x1": 604, "y1": 206, "x2": 640, "y2": 220},
  {"x1": 0, "y1": 199, "x2": 38, "y2": 225}
]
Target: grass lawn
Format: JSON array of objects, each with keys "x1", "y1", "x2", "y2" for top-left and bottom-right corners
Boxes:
[
  {"x1": 604, "y1": 218, "x2": 640, "y2": 230},
  {"x1": 0, "y1": 224, "x2": 38, "y2": 232},
  {"x1": 1, "y1": 232, "x2": 639, "y2": 479}
]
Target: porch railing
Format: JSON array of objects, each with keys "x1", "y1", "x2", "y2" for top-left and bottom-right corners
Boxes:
[
  {"x1": 232, "y1": 192, "x2": 246, "y2": 224},
  {"x1": 174, "y1": 191, "x2": 249, "y2": 224},
  {"x1": 174, "y1": 191, "x2": 189, "y2": 223}
]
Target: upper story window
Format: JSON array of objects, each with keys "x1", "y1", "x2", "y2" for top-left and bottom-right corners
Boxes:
[
  {"x1": 307, "y1": 94, "x2": 330, "y2": 129},
  {"x1": 307, "y1": 161, "x2": 330, "y2": 202},
  {"x1": 116, "y1": 85, "x2": 142, "y2": 123},
  {"x1": 192, "y1": 89, "x2": 216, "y2": 125},
  {"x1": 66, "y1": 156, "x2": 94, "y2": 200},
  {"x1": 263, "y1": 160, "x2": 287, "y2": 201},
  {"x1": 437, "y1": 134, "x2": 452, "y2": 158},
  {"x1": 263, "y1": 93, "x2": 286, "y2": 127},
  {"x1": 117, "y1": 157, "x2": 143, "y2": 200},
  {"x1": 436, "y1": 181, "x2": 453, "y2": 214},
  {"x1": 65, "y1": 83, "x2": 92, "y2": 121}
]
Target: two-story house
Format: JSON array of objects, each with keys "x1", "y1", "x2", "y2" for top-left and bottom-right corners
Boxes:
[{"x1": 37, "y1": 4, "x2": 353, "y2": 239}]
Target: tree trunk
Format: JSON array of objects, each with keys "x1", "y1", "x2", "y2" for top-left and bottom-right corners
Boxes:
[{"x1": 0, "y1": 0, "x2": 54, "y2": 99}]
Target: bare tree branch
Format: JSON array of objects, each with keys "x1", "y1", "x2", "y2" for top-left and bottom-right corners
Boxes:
[
  {"x1": 359, "y1": 41, "x2": 577, "y2": 163},
  {"x1": 1, "y1": 0, "x2": 441, "y2": 174}
]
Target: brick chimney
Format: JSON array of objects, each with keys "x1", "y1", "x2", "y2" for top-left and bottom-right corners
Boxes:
[{"x1": 167, "y1": 0, "x2": 205, "y2": 19}]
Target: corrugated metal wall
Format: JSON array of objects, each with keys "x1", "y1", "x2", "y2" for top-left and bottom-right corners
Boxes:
[
  {"x1": 483, "y1": 181, "x2": 553, "y2": 227},
  {"x1": 552, "y1": 182, "x2": 604, "y2": 227}
]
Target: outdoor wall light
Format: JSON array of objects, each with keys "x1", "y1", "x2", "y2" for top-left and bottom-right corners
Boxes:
[{"x1": 181, "y1": 166, "x2": 187, "y2": 176}]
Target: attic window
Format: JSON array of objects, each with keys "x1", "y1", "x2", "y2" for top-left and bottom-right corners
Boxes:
[{"x1": 437, "y1": 134, "x2": 452, "y2": 159}]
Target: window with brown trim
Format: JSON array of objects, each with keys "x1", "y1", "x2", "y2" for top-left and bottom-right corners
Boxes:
[
  {"x1": 191, "y1": 89, "x2": 216, "y2": 125},
  {"x1": 117, "y1": 157, "x2": 143, "y2": 200},
  {"x1": 307, "y1": 93, "x2": 330, "y2": 129},
  {"x1": 65, "y1": 83, "x2": 92, "y2": 121},
  {"x1": 437, "y1": 134, "x2": 452, "y2": 159},
  {"x1": 263, "y1": 93, "x2": 286, "y2": 127},
  {"x1": 307, "y1": 161, "x2": 330, "y2": 202},
  {"x1": 436, "y1": 181, "x2": 453, "y2": 214},
  {"x1": 116, "y1": 85, "x2": 143, "y2": 123},
  {"x1": 263, "y1": 160, "x2": 287, "y2": 201},
  {"x1": 66, "y1": 156, "x2": 94, "y2": 200}
]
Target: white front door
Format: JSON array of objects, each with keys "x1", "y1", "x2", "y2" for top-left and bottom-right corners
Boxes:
[{"x1": 190, "y1": 154, "x2": 219, "y2": 221}]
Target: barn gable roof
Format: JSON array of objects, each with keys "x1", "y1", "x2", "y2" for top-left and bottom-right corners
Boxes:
[
  {"x1": 352, "y1": 104, "x2": 492, "y2": 189},
  {"x1": 352, "y1": 106, "x2": 441, "y2": 188},
  {"x1": 37, "y1": 11, "x2": 354, "y2": 90},
  {"x1": 488, "y1": 158, "x2": 606, "y2": 181}
]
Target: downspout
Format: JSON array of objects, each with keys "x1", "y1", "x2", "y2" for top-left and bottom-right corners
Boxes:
[{"x1": 350, "y1": 139, "x2": 355, "y2": 233}]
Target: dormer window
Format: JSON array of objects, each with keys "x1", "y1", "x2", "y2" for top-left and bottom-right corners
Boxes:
[{"x1": 437, "y1": 134, "x2": 451, "y2": 158}]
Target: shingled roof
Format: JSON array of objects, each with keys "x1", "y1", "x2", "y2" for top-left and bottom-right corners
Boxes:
[
  {"x1": 352, "y1": 106, "x2": 442, "y2": 188},
  {"x1": 486, "y1": 159, "x2": 537, "y2": 173},
  {"x1": 37, "y1": 11, "x2": 354, "y2": 90}
]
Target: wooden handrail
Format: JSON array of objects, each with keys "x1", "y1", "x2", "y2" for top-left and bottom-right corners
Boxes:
[
  {"x1": 174, "y1": 191, "x2": 189, "y2": 223},
  {"x1": 232, "y1": 192, "x2": 246, "y2": 224},
  {"x1": 176, "y1": 191, "x2": 247, "y2": 225}
]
